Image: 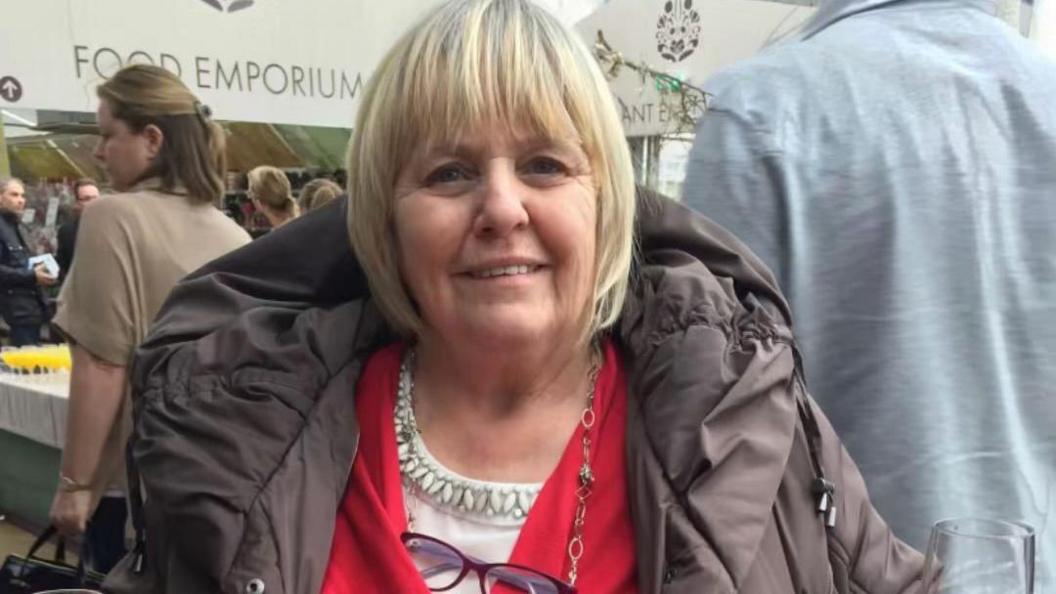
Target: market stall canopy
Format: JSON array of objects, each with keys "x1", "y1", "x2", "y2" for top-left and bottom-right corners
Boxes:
[
  {"x1": 575, "y1": 0, "x2": 816, "y2": 136},
  {"x1": 6, "y1": 122, "x2": 353, "y2": 181}
]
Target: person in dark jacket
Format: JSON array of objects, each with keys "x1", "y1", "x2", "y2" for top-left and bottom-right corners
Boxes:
[
  {"x1": 107, "y1": 1, "x2": 923, "y2": 593},
  {"x1": 56, "y1": 178, "x2": 101, "y2": 280},
  {"x1": 0, "y1": 177, "x2": 56, "y2": 346}
]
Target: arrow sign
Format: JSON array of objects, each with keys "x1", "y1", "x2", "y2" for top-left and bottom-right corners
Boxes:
[{"x1": 0, "y1": 76, "x2": 22, "y2": 103}]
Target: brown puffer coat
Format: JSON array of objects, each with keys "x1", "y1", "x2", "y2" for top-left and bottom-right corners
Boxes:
[{"x1": 105, "y1": 191, "x2": 923, "y2": 594}]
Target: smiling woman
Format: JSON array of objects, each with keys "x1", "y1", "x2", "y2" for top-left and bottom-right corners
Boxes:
[
  {"x1": 334, "y1": 2, "x2": 637, "y2": 589},
  {"x1": 116, "y1": 1, "x2": 924, "y2": 593},
  {"x1": 348, "y1": 0, "x2": 635, "y2": 341}
]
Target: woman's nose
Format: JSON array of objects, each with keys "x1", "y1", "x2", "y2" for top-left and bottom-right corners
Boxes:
[{"x1": 473, "y1": 164, "x2": 529, "y2": 238}]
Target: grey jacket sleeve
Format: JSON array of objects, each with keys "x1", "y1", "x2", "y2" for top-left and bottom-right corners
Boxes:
[
  {"x1": 634, "y1": 194, "x2": 923, "y2": 592},
  {"x1": 807, "y1": 387, "x2": 925, "y2": 593}
]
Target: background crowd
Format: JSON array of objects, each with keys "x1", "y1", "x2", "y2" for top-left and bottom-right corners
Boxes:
[{"x1": 0, "y1": 165, "x2": 339, "y2": 344}]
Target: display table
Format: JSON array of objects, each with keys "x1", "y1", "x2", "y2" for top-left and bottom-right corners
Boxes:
[
  {"x1": 0, "y1": 374, "x2": 68, "y2": 449},
  {"x1": 0, "y1": 374, "x2": 68, "y2": 528}
]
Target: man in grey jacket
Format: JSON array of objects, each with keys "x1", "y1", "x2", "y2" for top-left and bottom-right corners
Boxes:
[{"x1": 683, "y1": 0, "x2": 1055, "y2": 586}]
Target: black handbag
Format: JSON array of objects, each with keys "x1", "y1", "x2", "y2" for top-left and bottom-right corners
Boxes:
[{"x1": 0, "y1": 525, "x2": 105, "y2": 593}]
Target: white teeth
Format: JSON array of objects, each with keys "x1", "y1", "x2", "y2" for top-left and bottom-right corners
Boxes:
[{"x1": 473, "y1": 265, "x2": 532, "y2": 279}]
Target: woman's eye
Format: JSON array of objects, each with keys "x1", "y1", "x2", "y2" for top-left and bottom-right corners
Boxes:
[
  {"x1": 523, "y1": 157, "x2": 567, "y2": 177},
  {"x1": 424, "y1": 165, "x2": 471, "y2": 185}
]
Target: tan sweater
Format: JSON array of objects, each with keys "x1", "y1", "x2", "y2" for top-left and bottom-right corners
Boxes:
[{"x1": 53, "y1": 178, "x2": 250, "y2": 498}]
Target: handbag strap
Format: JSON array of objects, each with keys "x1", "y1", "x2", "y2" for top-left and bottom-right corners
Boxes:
[
  {"x1": 23, "y1": 524, "x2": 97, "y2": 587},
  {"x1": 76, "y1": 556, "x2": 94, "y2": 585},
  {"x1": 26, "y1": 525, "x2": 57, "y2": 560},
  {"x1": 26, "y1": 525, "x2": 70, "y2": 565}
]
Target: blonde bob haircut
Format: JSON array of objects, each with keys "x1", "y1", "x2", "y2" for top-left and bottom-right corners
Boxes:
[{"x1": 347, "y1": 0, "x2": 636, "y2": 339}]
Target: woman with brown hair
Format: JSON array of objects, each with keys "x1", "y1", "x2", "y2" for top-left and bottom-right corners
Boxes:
[
  {"x1": 248, "y1": 165, "x2": 299, "y2": 229},
  {"x1": 47, "y1": 64, "x2": 250, "y2": 573}
]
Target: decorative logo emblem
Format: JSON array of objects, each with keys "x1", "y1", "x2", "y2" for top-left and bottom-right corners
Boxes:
[
  {"x1": 201, "y1": 0, "x2": 255, "y2": 13},
  {"x1": 656, "y1": 0, "x2": 701, "y2": 63}
]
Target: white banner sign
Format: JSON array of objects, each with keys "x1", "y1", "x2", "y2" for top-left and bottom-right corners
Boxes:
[
  {"x1": 0, "y1": 0, "x2": 810, "y2": 132},
  {"x1": 0, "y1": 0, "x2": 450, "y2": 127},
  {"x1": 577, "y1": 0, "x2": 815, "y2": 136},
  {"x1": 0, "y1": 0, "x2": 609, "y2": 128}
]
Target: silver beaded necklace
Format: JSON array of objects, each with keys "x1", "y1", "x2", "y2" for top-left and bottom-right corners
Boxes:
[
  {"x1": 395, "y1": 353, "x2": 542, "y2": 521},
  {"x1": 395, "y1": 347, "x2": 601, "y2": 585}
]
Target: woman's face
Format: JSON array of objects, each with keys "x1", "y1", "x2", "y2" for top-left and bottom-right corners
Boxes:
[
  {"x1": 94, "y1": 99, "x2": 160, "y2": 191},
  {"x1": 393, "y1": 126, "x2": 597, "y2": 350}
]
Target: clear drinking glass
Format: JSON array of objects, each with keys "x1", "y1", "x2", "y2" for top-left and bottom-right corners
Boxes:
[{"x1": 923, "y1": 517, "x2": 1035, "y2": 593}]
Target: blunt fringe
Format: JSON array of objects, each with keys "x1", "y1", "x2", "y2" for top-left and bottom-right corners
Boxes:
[
  {"x1": 346, "y1": 0, "x2": 636, "y2": 339},
  {"x1": 98, "y1": 64, "x2": 225, "y2": 204}
]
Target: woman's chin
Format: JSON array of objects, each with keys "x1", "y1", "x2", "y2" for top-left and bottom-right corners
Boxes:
[{"x1": 450, "y1": 316, "x2": 561, "y2": 352}]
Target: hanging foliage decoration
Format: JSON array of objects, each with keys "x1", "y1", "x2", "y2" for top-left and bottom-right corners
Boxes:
[{"x1": 593, "y1": 31, "x2": 711, "y2": 134}]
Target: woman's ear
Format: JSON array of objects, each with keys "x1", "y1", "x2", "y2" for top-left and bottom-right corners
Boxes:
[{"x1": 142, "y1": 124, "x2": 165, "y2": 159}]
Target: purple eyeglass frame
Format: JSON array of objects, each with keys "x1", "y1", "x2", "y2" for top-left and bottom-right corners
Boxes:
[{"x1": 401, "y1": 532, "x2": 577, "y2": 594}]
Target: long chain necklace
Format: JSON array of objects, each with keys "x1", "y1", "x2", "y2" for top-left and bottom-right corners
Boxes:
[
  {"x1": 567, "y1": 353, "x2": 600, "y2": 585},
  {"x1": 396, "y1": 347, "x2": 601, "y2": 586}
]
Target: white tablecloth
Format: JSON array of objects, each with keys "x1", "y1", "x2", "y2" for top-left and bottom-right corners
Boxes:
[{"x1": 0, "y1": 373, "x2": 69, "y2": 449}]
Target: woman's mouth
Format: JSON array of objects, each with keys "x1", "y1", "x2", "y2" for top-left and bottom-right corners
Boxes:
[{"x1": 468, "y1": 264, "x2": 541, "y2": 279}]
